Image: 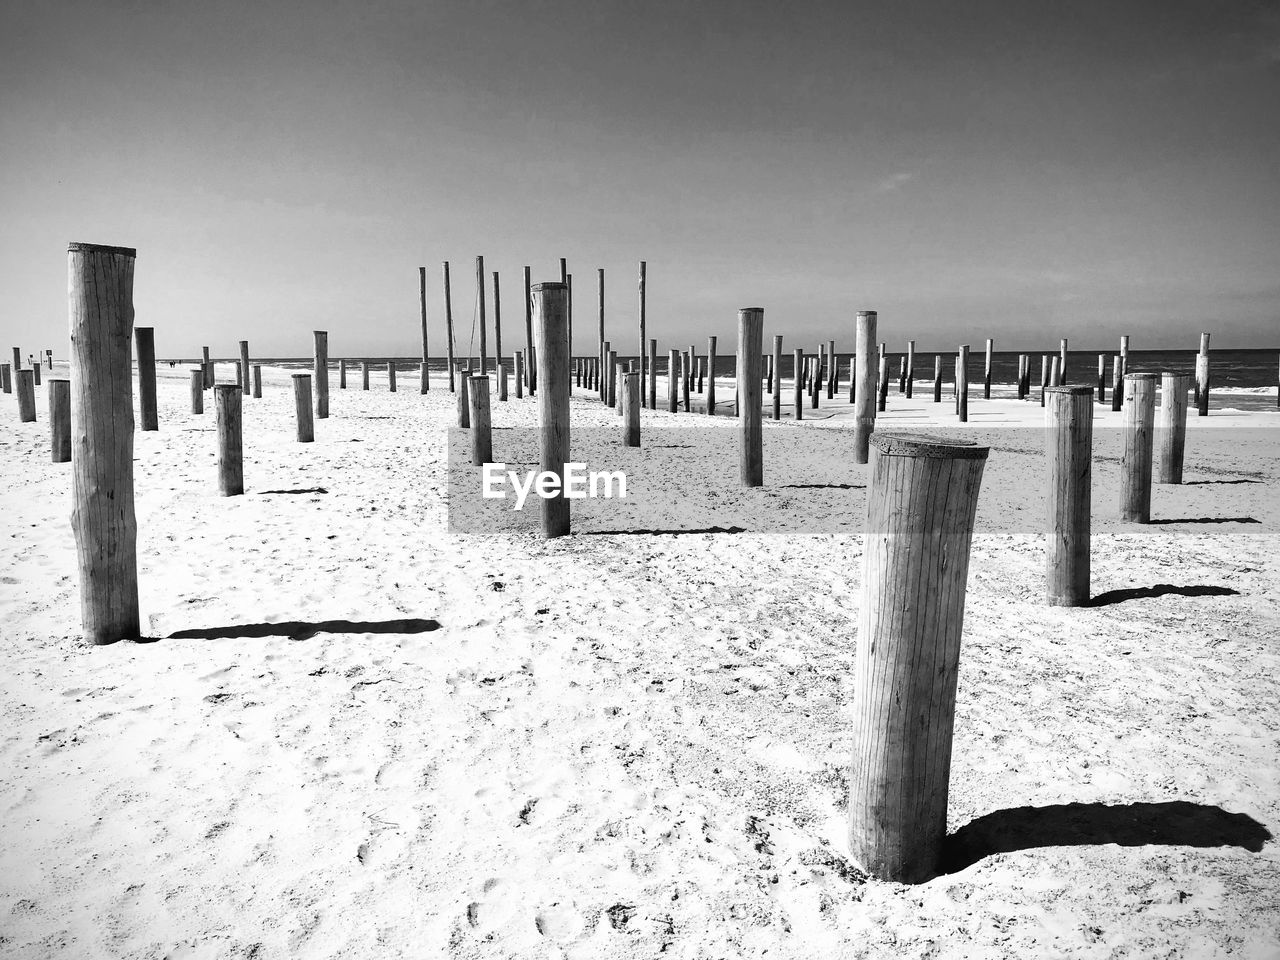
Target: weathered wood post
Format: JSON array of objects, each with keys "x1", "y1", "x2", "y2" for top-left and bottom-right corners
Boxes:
[
  {"x1": 190, "y1": 368, "x2": 204, "y2": 413},
  {"x1": 339, "y1": 358, "x2": 348, "y2": 389},
  {"x1": 667, "y1": 349, "x2": 679, "y2": 412},
  {"x1": 766, "y1": 352, "x2": 773, "y2": 394},
  {"x1": 792, "y1": 349, "x2": 804, "y2": 421},
  {"x1": 1111, "y1": 356, "x2": 1123, "y2": 412},
  {"x1": 532, "y1": 281, "x2": 570, "y2": 538},
  {"x1": 681, "y1": 350, "x2": 691, "y2": 411},
  {"x1": 455, "y1": 365, "x2": 471, "y2": 428},
  {"x1": 1040, "y1": 355, "x2": 1050, "y2": 407},
  {"x1": 314, "y1": 331, "x2": 329, "y2": 418},
  {"x1": 361, "y1": 361, "x2": 370, "y2": 390},
  {"x1": 1049, "y1": 354, "x2": 1061, "y2": 387},
  {"x1": 252, "y1": 364, "x2": 262, "y2": 399},
  {"x1": 983, "y1": 338, "x2": 993, "y2": 399},
  {"x1": 738, "y1": 308, "x2": 764, "y2": 486},
  {"x1": 49, "y1": 378, "x2": 71, "y2": 462},
  {"x1": 897, "y1": 354, "x2": 906, "y2": 394},
  {"x1": 698, "y1": 356, "x2": 706, "y2": 394},
  {"x1": 851, "y1": 312, "x2": 878, "y2": 462},
  {"x1": 690, "y1": 343, "x2": 698, "y2": 398},
  {"x1": 934, "y1": 355, "x2": 943, "y2": 403},
  {"x1": 239, "y1": 340, "x2": 250, "y2": 395},
  {"x1": 1156, "y1": 372, "x2": 1191, "y2": 484},
  {"x1": 622, "y1": 370, "x2": 640, "y2": 446},
  {"x1": 498, "y1": 362, "x2": 509, "y2": 401},
  {"x1": 906, "y1": 340, "x2": 916, "y2": 398},
  {"x1": 444, "y1": 261, "x2": 457, "y2": 392},
  {"x1": 474, "y1": 255, "x2": 489, "y2": 375},
  {"x1": 235, "y1": 360, "x2": 243, "y2": 391},
  {"x1": 46, "y1": 350, "x2": 53, "y2": 369},
  {"x1": 706, "y1": 336, "x2": 718, "y2": 415},
  {"x1": 957, "y1": 345, "x2": 970, "y2": 422},
  {"x1": 514, "y1": 351, "x2": 524, "y2": 399},
  {"x1": 826, "y1": 339, "x2": 837, "y2": 398},
  {"x1": 68, "y1": 243, "x2": 139, "y2": 644},
  {"x1": 1, "y1": 362, "x2": 10, "y2": 393},
  {"x1": 292, "y1": 374, "x2": 314, "y2": 442},
  {"x1": 419, "y1": 266, "x2": 430, "y2": 393},
  {"x1": 469, "y1": 375, "x2": 493, "y2": 465},
  {"x1": 1195, "y1": 333, "x2": 1210, "y2": 417},
  {"x1": 523, "y1": 265, "x2": 534, "y2": 396},
  {"x1": 388, "y1": 361, "x2": 397, "y2": 392},
  {"x1": 772, "y1": 334, "x2": 783, "y2": 421},
  {"x1": 600, "y1": 340, "x2": 611, "y2": 402},
  {"x1": 648, "y1": 338, "x2": 657, "y2": 410},
  {"x1": 1059, "y1": 337, "x2": 1068, "y2": 382},
  {"x1": 1120, "y1": 373, "x2": 1158, "y2": 522},
  {"x1": 877, "y1": 355, "x2": 889, "y2": 413},
  {"x1": 637, "y1": 261, "x2": 647, "y2": 407},
  {"x1": 215, "y1": 385, "x2": 243, "y2": 495},
  {"x1": 202, "y1": 346, "x2": 213, "y2": 387},
  {"x1": 848, "y1": 432, "x2": 989, "y2": 883},
  {"x1": 1119, "y1": 335, "x2": 1130, "y2": 380},
  {"x1": 10, "y1": 347, "x2": 20, "y2": 374},
  {"x1": 15, "y1": 368, "x2": 36, "y2": 421},
  {"x1": 31, "y1": 358, "x2": 41, "y2": 386},
  {"x1": 1045, "y1": 385, "x2": 1093, "y2": 606},
  {"x1": 1096, "y1": 354, "x2": 1107, "y2": 405},
  {"x1": 953, "y1": 355, "x2": 961, "y2": 412},
  {"x1": 135, "y1": 327, "x2": 158, "y2": 431}
]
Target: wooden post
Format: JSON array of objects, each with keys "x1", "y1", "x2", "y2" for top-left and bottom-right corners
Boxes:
[
  {"x1": 738, "y1": 308, "x2": 764, "y2": 486},
  {"x1": 1059, "y1": 337, "x2": 1068, "y2": 383},
  {"x1": 1156, "y1": 372, "x2": 1191, "y2": 484},
  {"x1": 827, "y1": 339, "x2": 837, "y2": 398},
  {"x1": 706, "y1": 336, "x2": 718, "y2": 415},
  {"x1": 600, "y1": 340, "x2": 611, "y2": 402},
  {"x1": 444, "y1": 261, "x2": 457, "y2": 392},
  {"x1": 811, "y1": 355, "x2": 821, "y2": 409},
  {"x1": 1, "y1": 363, "x2": 10, "y2": 394},
  {"x1": 1096, "y1": 355, "x2": 1106, "y2": 404},
  {"x1": 135, "y1": 326, "x2": 158, "y2": 431},
  {"x1": 1045, "y1": 386, "x2": 1093, "y2": 606},
  {"x1": 514, "y1": 351, "x2": 524, "y2": 399},
  {"x1": 616, "y1": 360, "x2": 626, "y2": 417},
  {"x1": 361, "y1": 361, "x2": 370, "y2": 391},
  {"x1": 497, "y1": 362, "x2": 508, "y2": 401},
  {"x1": 953, "y1": 356, "x2": 961, "y2": 413},
  {"x1": 1040, "y1": 355, "x2": 1049, "y2": 407},
  {"x1": 1119, "y1": 335, "x2": 1130, "y2": 380},
  {"x1": 667, "y1": 349, "x2": 679, "y2": 412},
  {"x1": 46, "y1": 350, "x2": 53, "y2": 370},
  {"x1": 202, "y1": 346, "x2": 213, "y2": 387},
  {"x1": 933, "y1": 355, "x2": 943, "y2": 403},
  {"x1": 419, "y1": 266, "x2": 430, "y2": 393},
  {"x1": 597, "y1": 267, "x2": 605, "y2": 397},
  {"x1": 848, "y1": 312, "x2": 878, "y2": 460},
  {"x1": 190, "y1": 368, "x2": 204, "y2": 413},
  {"x1": 388, "y1": 361, "x2": 397, "y2": 393},
  {"x1": 1049, "y1": 354, "x2": 1061, "y2": 387},
  {"x1": 638, "y1": 261, "x2": 647, "y2": 408},
  {"x1": 235, "y1": 360, "x2": 243, "y2": 391},
  {"x1": 772, "y1": 335, "x2": 783, "y2": 421},
  {"x1": 239, "y1": 340, "x2": 250, "y2": 395},
  {"x1": 566, "y1": 272, "x2": 573, "y2": 373},
  {"x1": 456, "y1": 366, "x2": 471, "y2": 428},
  {"x1": 1111, "y1": 356, "x2": 1123, "y2": 412},
  {"x1": 958, "y1": 345, "x2": 970, "y2": 422},
  {"x1": 523, "y1": 265, "x2": 534, "y2": 396},
  {"x1": 214, "y1": 385, "x2": 243, "y2": 496},
  {"x1": 492, "y1": 270, "x2": 503, "y2": 379},
  {"x1": 252, "y1": 364, "x2": 262, "y2": 399},
  {"x1": 475, "y1": 255, "x2": 488, "y2": 375},
  {"x1": 469, "y1": 375, "x2": 493, "y2": 465},
  {"x1": 621, "y1": 371, "x2": 640, "y2": 446},
  {"x1": 689, "y1": 343, "x2": 698, "y2": 398},
  {"x1": 983, "y1": 338, "x2": 993, "y2": 399},
  {"x1": 1120, "y1": 373, "x2": 1158, "y2": 522},
  {"x1": 10, "y1": 347, "x2": 20, "y2": 374},
  {"x1": 905, "y1": 341, "x2": 916, "y2": 399},
  {"x1": 1195, "y1": 333, "x2": 1210, "y2": 417},
  {"x1": 532, "y1": 282, "x2": 570, "y2": 538},
  {"x1": 15, "y1": 366, "x2": 36, "y2": 421},
  {"x1": 292, "y1": 374, "x2": 314, "y2": 442},
  {"x1": 648, "y1": 338, "x2": 657, "y2": 410},
  {"x1": 68, "y1": 244, "x2": 138, "y2": 643},
  {"x1": 877, "y1": 356, "x2": 889, "y2": 413},
  {"x1": 31, "y1": 358, "x2": 41, "y2": 386},
  {"x1": 766, "y1": 352, "x2": 773, "y2": 394},
  {"x1": 788, "y1": 349, "x2": 801, "y2": 420},
  {"x1": 48, "y1": 378, "x2": 70, "y2": 462},
  {"x1": 897, "y1": 354, "x2": 906, "y2": 394},
  {"x1": 848, "y1": 432, "x2": 989, "y2": 883},
  {"x1": 313, "y1": 331, "x2": 329, "y2": 418},
  {"x1": 338, "y1": 358, "x2": 347, "y2": 389},
  {"x1": 681, "y1": 350, "x2": 691, "y2": 411},
  {"x1": 699, "y1": 356, "x2": 706, "y2": 394}
]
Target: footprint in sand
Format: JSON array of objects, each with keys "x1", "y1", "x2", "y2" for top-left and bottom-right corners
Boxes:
[{"x1": 533, "y1": 903, "x2": 584, "y2": 942}]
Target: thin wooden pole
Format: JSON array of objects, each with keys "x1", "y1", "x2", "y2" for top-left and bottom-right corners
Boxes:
[
  {"x1": 339, "y1": 358, "x2": 348, "y2": 389},
  {"x1": 1156, "y1": 372, "x2": 1191, "y2": 484},
  {"x1": 1119, "y1": 335, "x2": 1130, "y2": 380},
  {"x1": 1045, "y1": 386, "x2": 1093, "y2": 606},
  {"x1": 362, "y1": 361, "x2": 370, "y2": 391},
  {"x1": 202, "y1": 346, "x2": 213, "y2": 387},
  {"x1": 190, "y1": 368, "x2": 204, "y2": 413},
  {"x1": 608, "y1": 349, "x2": 619, "y2": 408},
  {"x1": 648, "y1": 338, "x2": 657, "y2": 410},
  {"x1": 1, "y1": 363, "x2": 10, "y2": 394},
  {"x1": 419, "y1": 266, "x2": 430, "y2": 393},
  {"x1": 10, "y1": 347, "x2": 20, "y2": 374},
  {"x1": 667, "y1": 349, "x2": 679, "y2": 413},
  {"x1": 388, "y1": 361, "x2": 397, "y2": 393},
  {"x1": 772, "y1": 335, "x2": 783, "y2": 421},
  {"x1": 135, "y1": 327, "x2": 158, "y2": 431},
  {"x1": 1111, "y1": 356, "x2": 1123, "y2": 412},
  {"x1": 476, "y1": 255, "x2": 488, "y2": 376},
  {"x1": 877, "y1": 355, "x2": 889, "y2": 413},
  {"x1": 681, "y1": 350, "x2": 691, "y2": 412},
  {"x1": 849, "y1": 432, "x2": 989, "y2": 883},
  {"x1": 1096, "y1": 354, "x2": 1106, "y2": 405},
  {"x1": 445, "y1": 261, "x2": 457, "y2": 392},
  {"x1": 314, "y1": 331, "x2": 329, "y2": 419},
  {"x1": 1049, "y1": 354, "x2": 1061, "y2": 387},
  {"x1": 827, "y1": 339, "x2": 837, "y2": 398},
  {"x1": 239, "y1": 339, "x2": 251, "y2": 395},
  {"x1": 532, "y1": 281, "x2": 570, "y2": 538},
  {"x1": 958, "y1": 345, "x2": 970, "y2": 421},
  {"x1": 215, "y1": 384, "x2": 243, "y2": 496},
  {"x1": 983, "y1": 338, "x2": 993, "y2": 399},
  {"x1": 897, "y1": 353, "x2": 906, "y2": 394},
  {"x1": 1040, "y1": 355, "x2": 1049, "y2": 407},
  {"x1": 1059, "y1": 337, "x2": 1068, "y2": 382},
  {"x1": 699, "y1": 355, "x2": 706, "y2": 394},
  {"x1": 469, "y1": 375, "x2": 493, "y2": 465},
  {"x1": 49, "y1": 378, "x2": 70, "y2": 462},
  {"x1": 600, "y1": 340, "x2": 610, "y2": 402},
  {"x1": 810, "y1": 355, "x2": 821, "y2": 409},
  {"x1": 492, "y1": 270, "x2": 503, "y2": 378},
  {"x1": 622, "y1": 371, "x2": 640, "y2": 446},
  {"x1": 906, "y1": 341, "x2": 917, "y2": 399},
  {"x1": 1195, "y1": 333, "x2": 1210, "y2": 417},
  {"x1": 1120, "y1": 373, "x2": 1158, "y2": 522},
  {"x1": 638, "y1": 261, "x2": 647, "y2": 408},
  {"x1": 933, "y1": 355, "x2": 943, "y2": 403},
  {"x1": 566, "y1": 272, "x2": 573, "y2": 372},
  {"x1": 252, "y1": 364, "x2": 262, "y2": 399},
  {"x1": 792, "y1": 349, "x2": 803, "y2": 421},
  {"x1": 514, "y1": 351, "x2": 524, "y2": 399},
  {"x1": 706, "y1": 336, "x2": 718, "y2": 415},
  {"x1": 738, "y1": 308, "x2": 764, "y2": 486},
  {"x1": 456, "y1": 366, "x2": 470, "y2": 428},
  {"x1": 498, "y1": 362, "x2": 508, "y2": 401},
  {"x1": 292, "y1": 374, "x2": 314, "y2": 442},
  {"x1": 68, "y1": 243, "x2": 138, "y2": 644}
]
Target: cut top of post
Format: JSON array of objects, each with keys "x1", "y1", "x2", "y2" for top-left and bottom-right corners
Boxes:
[
  {"x1": 68, "y1": 242, "x2": 136, "y2": 257},
  {"x1": 869, "y1": 432, "x2": 989, "y2": 460},
  {"x1": 1044, "y1": 385, "x2": 1094, "y2": 396},
  {"x1": 1124, "y1": 373, "x2": 1159, "y2": 383},
  {"x1": 531, "y1": 281, "x2": 567, "y2": 292}
]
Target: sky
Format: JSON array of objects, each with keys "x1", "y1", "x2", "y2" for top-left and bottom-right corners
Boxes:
[{"x1": 2, "y1": 0, "x2": 1278, "y2": 359}]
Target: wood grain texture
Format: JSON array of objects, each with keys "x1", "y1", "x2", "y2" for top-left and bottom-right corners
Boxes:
[
  {"x1": 1195, "y1": 353, "x2": 1210, "y2": 418},
  {"x1": 15, "y1": 369, "x2": 36, "y2": 422},
  {"x1": 849, "y1": 432, "x2": 989, "y2": 883},
  {"x1": 1120, "y1": 373, "x2": 1158, "y2": 522},
  {"x1": 202, "y1": 346, "x2": 212, "y2": 388},
  {"x1": 532, "y1": 282, "x2": 570, "y2": 538},
  {"x1": 215, "y1": 385, "x2": 243, "y2": 496},
  {"x1": 239, "y1": 340, "x2": 250, "y2": 396},
  {"x1": 1045, "y1": 386, "x2": 1093, "y2": 606},
  {"x1": 313, "y1": 331, "x2": 329, "y2": 419},
  {"x1": 68, "y1": 243, "x2": 139, "y2": 644},
  {"x1": 469, "y1": 375, "x2": 492, "y2": 465},
  {"x1": 1111, "y1": 356, "x2": 1124, "y2": 412},
  {"x1": 292, "y1": 374, "x2": 314, "y2": 443},
  {"x1": 737, "y1": 308, "x2": 763, "y2": 486},
  {"x1": 497, "y1": 362, "x2": 508, "y2": 402},
  {"x1": 48, "y1": 378, "x2": 70, "y2": 462},
  {"x1": 853, "y1": 312, "x2": 878, "y2": 463},
  {"x1": 1156, "y1": 372, "x2": 1190, "y2": 483},
  {"x1": 135, "y1": 327, "x2": 158, "y2": 431},
  {"x1": 668, "y1": 349, "x2": 679, "y2": 413},
  {"x1": 190, "y1": 368, "x2": 204, "y2": 413}
]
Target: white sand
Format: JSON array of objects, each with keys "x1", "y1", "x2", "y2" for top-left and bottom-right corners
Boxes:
[{"x1": 2, "y1": 363, "x2": 1278, "y2": 959}]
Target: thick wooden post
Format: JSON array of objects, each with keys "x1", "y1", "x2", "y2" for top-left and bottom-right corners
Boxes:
[
  {"x1": 1119, "y1": 335, "x2": 1130, "y2": 380},
  {"x1": 1049, "y1": 355, "x2": 1061, "y2": 387},
  {"x1": 532, "y1": 282, "x2": 570, "y2": 538},
  {"x1": 14, "y1": 367, "x2": 35, "y2": 422},
  {"x1": 31, "y1": 359, "x2": 41, "y2": 386},
  {"x1": 252, "y1": 364, "x2": 262, "y2": 399},
  {"x1": 135, "y1": 327, "x2": 158, "y2": 431},
  {"x1": 983, "y1": 338, "x2": 993, "y2": 399},
  {"x1": 1097, "y1": 355, "x2": 1107, "y2": 404},
  {"x1": 215, "y1": 385, "x2": 243, "y2": 495},
  {"x1": 469, "y1": 375, "x2": 493, "y2": 465},
  {"x1": 202, "y1": 346, "x2": 213, "y2": 387},
  {"x1": 419, "y1": 266, "x2": 430, "y2": 393},
  {"x1": 514, "y1": 351, "x2": 524, "y2": 399},
  {"x1": 1156, "y1": 372, "x2": 1190, "y2": 484},
  {"x1": 1045, "y1": 386, "x2": 1093, "y2": 606},
  {"x1": 68, "y1": 243, "x2": 138, "y2": 644},
  {"x1": 292, "y1": 374, "x2": 314, "y2": 442},
  {"x1": 738, "y1": 308, "x2": 764, "y2": 486},
  {"x1": 622, "y1": 371, "x2": 640, "y2": 446},
  {"x1": 338, "y1": 358, "x2": 347, "y2": 389},
  {"x1": 1195, "y1": 333, "x2": 1210, "y2": 417},
  {"x1": 444, "y1": 261, "x2": 457, "y2": 392},
  {"x1": 235, "y1": 360, "x2": 243, "y2": 391},
  {"x1": 498, "y1": 362, "x2": 509, "y2": 401},
  {"x1": 1120, "y1": 373, "x2": 1158, "y2": 522},
  {"x1": 190, "y1": 368, "x2": 204, "y2": 413},
  {"x1": 772, "y1": 335, "x2": 783, "y2": 420},
  {"x1": 361, "y1": 361, "x2": 370, "y2": 391},
  {"x1": 811, "y1": 355, "x2": 821, "y2": 409},
  {"x1": 957, "y1": 345, "x2": 969, "y2": 422},
  {"x1": 10, "y1": 347, "x2": 20, "y2": 374},
  {"x1": 239, "y1": 340, "x2": 250, "y2": 395},
  {"x1": 638, "y1": 261, "x2": 647, "y2": 407},
  {"x1": 49, "y1": 378, "x2": 71, "y2": 462},
  {"x1": 849, "y1": 433, "x2": 989, "y2": 883},
  {"x1": 456, "y1": 366, "x2": 471, "y2": 428},
  {"x1": 853, "y1": 312, "x2": 877, "y2": 461},
  {"x1": 314, "y1": 331, "x2": 329, "y2": 418},
  {"x1": 667, "y1": 349, "x2": 679, "y2": 412},
  {"x1": 706, "y1": 336, "x2": 719, "y2": 415},
  {"x1": 388, "y1": 361, "x2": 397, "y2": 392},
  {"x1": 1, "y1": 363, "x2": 10, "y2": 394},
  {"x1": 648, "y1": 338, "x2": 657, "y2": 410}
]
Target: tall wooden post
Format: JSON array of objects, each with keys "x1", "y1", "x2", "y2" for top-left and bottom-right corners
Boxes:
[
  {"x1": 215, "y1": 385, "x2": 243, "y2": 495},
  {"x1": 637, "y1": 260, "x2": 647, "y2": 408},
  {"x1": 957, "y1": 345, "x2": 970, "y2": 422},
  {"x1": 826, "y1": 339, "x2": 837, "y2": 398},
  {"x1": 388, "y1": 361, "x2": 397, "y2": 392},
  {"x1": 444, "y1": 261, "x2": 457, "y2": 392},
  {"x1": 135, "y1": 327, "x2": 158, "y2": 431},
  {"x1": 566, "y1": 273, "x2": 573, "y2": 373},
  {"x1": 1195, "y1": 333, "x2": 1210, "y2": 417},
  {"x1": 292, "y1": 374, "x2": 314, "y2": 442},
  {"x1": 532, "y1": 282, "x2": 570, "y2": 538},
  {"x1": 492, "y1": 270, "x2": 503, "y2": 377},
  {"x1": 706, "y1": 336, "x2": 718, "y2": 415},
  {"x1": 738, "y1": 308, "x2": 764, "y2": 486},
  {"x1": 1049, "y1": 355, "x2": 1061, "y2": 387},
  {"x1": 848, "y1": 433, "x2": 989, "y2": 883},
  {"x1": 252, "y1": 364, "x2": 262, "y2": 399},
  {"x1": 1156, "y1": 372, "x2": 1191, "y2": 484},
  {"x1": 313, "y1": 331, "x2": 329, "y2": 419},
  {"x1": 621, "y1": 371, "x2": 640, "y2": 446},
  {"x1": 897, "y1": 353, "x2": 906, "y2": 394},
  {"x1": 202, "y1": 346, "x2": 213, "y2": 387},
  {"x1": 1120, "y1": 373, "x2": 1158, "y2": 522},
  {"x1": 1059, "y1": 337, "x2": 1068, "y2": 382},
  {"x1": 456, "y1": 366, "x2": 471, "y2": 428},
  {"x1": 983, "y1": 338, "x2": 993, "y2": 399},
  {"x1": 68, "y1": 243, "x2": 139, "y2": 644},
  {"x1": 681, "y1": 350, "x2": 691, "y2": 411},
  {"x1": 699, "y1": 355, "x2": 706, "y2": 393},
  {"x1": 1045, "y1": 386, "x2": 1093, "y2": 606},
  {"x1": 235, "y1": 360, "x2": 243, "y2": 391},
  {"x1": 648, "y1": 338, "x2": 657, "y2": 410},
  {"x1": 15, "y1": 369, "x2": 36, "y2": 421},
  {"x1": 933, "y1": 355, "x2": 943, "y2": 403},
  {"x1": 1096, "y1": 355, "x2": 1106, "y2": 404},
  {"x1": 190, "y1": 368, "x2": 204, "y2": 413},
  {"x1": 1040, "y1": 355, "x2": 1050, "y2": 407},
  {"x1": 419, "y1": 266, "x2": 430, "y2": 393},
  {"x1": 1119, "y1": 335, "x2": 1130, "y2": 378},
  {"x1": 790, "y1": 349, "x2": 803, "y2": 421},
  {"x1": 772, "y1": 335, "x2": 783, "y2": 421},
  {"x1": 31, "y1": 358, "x2": 41, "y2": 386},
  {"x1": 239, "y1": 340, "x2": 250, "y2": 395},
  {"x1": 1111, "y1": 356, "x2": 1123, "y2": 412},
  {"x1": 667, "y1": 349, "x2": 679, "y2": 413},
  {"x1": 906, "y1": 340, "x2": 917, "y2": 399},
  {"x1": 854, "y1": 311, "x2": 877, "y2": 462},
  {"x1": 497, "y1": 362, "x2": 508, "y2": 401},
  {"x1": 520, "y1": 265, "x2": 534, "y2": 396},
  {"x1": 49, "y1": 378, "x2": 71, "y2": 462},
  {"x1": 469, "y1": 375, "x2": 493, "y2": 465},
  {"x1": 475, "y1": 255, "x2": 488, "y2": 375}
]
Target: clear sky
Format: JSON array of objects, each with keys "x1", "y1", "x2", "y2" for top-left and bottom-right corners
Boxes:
[{"x1": 2, "y1": 0, "x2": 1277, "y2": 358}]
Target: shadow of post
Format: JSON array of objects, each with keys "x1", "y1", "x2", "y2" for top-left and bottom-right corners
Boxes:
[
  {"x1": 1086, "y1": 584, "x2": 1239, "y2": 607},
  {"x1": 166, "y1": 618, "x2": 441, "y2": 641}
]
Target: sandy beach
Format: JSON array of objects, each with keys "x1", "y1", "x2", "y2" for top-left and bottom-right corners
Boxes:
[{"x1": 1, "y1": 363, "x2": 1277, "y2": 959}]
